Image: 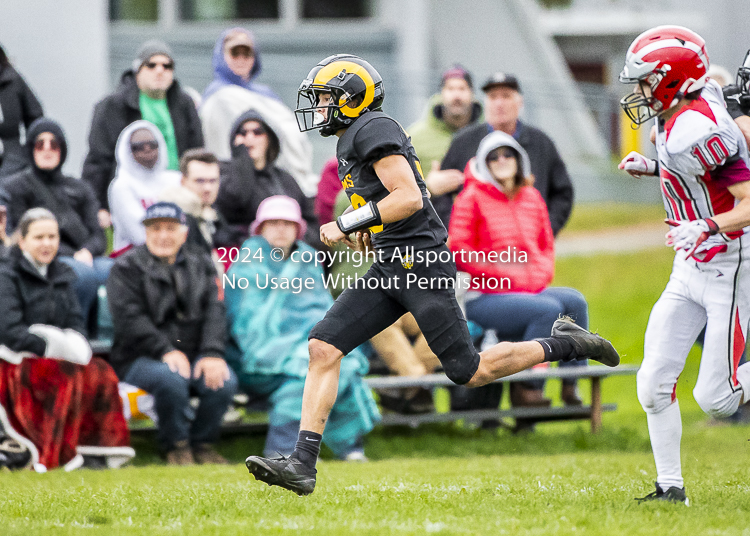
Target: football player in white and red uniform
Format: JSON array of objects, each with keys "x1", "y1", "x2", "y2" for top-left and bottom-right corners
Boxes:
[{"x1": 619, "y1": 25, "x2": 750, "y2": 504}]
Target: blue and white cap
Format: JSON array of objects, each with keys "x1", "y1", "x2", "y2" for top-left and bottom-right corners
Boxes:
[{"x1": 142, "y1": 202, "x2": 186, "y2": 226}]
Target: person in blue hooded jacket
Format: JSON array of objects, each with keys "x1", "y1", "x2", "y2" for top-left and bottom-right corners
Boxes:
[
  {"x1": 225, "y1": 195, "x2": 379, "y2": 461},
  {"x1": 203, "y1": 28, "x2": 279, "y2": 102}
]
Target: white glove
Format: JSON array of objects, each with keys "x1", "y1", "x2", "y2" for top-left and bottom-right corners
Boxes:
[
  {"x1": 665, "y1": 218, "x2": 720, "y2": 259},
  {"x1": 0, "y1": 345, "x2": 34, "y2": 365},
  {"x1": 28, "y1": 324, "x2": 92, "y2": 366},
  {"x1": 618, "y1": 151, "x2": 657, "y2": 177}
]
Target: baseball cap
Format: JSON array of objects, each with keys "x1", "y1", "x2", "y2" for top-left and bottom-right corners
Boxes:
[
  {"x1": 224, "y1": 30, "x2": 254, "y2": 52},
  {"x1": 142, "y1": 202, "x2": 186, "y2": 226},
  {"x1": 133, "y1": 40, "x2": 174, "y2": 72},
  {"x1": 250, "y1": 195, "x2": 307, "y2": 240},
  {"x1": 481, "y1": 72, "x2": 521, "y2": 93},
  {"x1": 441, "y1": 65, "x2": 473, "y2": 88}
]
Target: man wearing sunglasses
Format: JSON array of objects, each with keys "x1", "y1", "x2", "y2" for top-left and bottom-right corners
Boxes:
[{"x1": 82, "y1": 39, "x2": 203, "y2": 230}]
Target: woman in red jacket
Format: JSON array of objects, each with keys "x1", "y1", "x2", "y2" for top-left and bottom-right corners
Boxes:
[{"x1": 449, "y1": 131, "x2": 587, "y2": 406}]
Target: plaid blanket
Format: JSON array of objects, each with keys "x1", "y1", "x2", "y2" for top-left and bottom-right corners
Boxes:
[{"x1": 0, "y1": 357, "x2": 130, "y2": 469}]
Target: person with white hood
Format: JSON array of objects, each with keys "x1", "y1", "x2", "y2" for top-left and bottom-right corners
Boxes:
[{"x1": 109, "y1": 120, "x2": 181, "y2": 253}]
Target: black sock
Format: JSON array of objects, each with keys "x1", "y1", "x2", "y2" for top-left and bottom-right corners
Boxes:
[
  {"x1": 536, "y1": 337, "x2": 575, "y2": 362},
  {"x1": 293, "y1": 430, "x2": 322, "y2": 468}
]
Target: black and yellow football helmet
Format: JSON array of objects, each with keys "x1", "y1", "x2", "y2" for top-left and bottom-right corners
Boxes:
[{"x1": 295, "y1": 54, "x2": 385, "y2": 137}]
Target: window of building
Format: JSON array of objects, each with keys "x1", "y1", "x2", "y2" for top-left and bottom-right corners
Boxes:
[
  {"x1": 110, "y1": 0, "x2": 159, "y2": 21},
  {"x1": 179, "y1": 0, "x2": 280, "y2": 20},
  {"x1": 301, "y1": 0, "x2": 369, "y2": 19}
]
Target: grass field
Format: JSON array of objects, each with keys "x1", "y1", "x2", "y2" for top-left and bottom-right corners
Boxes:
[{"x1": 3, "y1": 206, "x2": 750, "y2": 535}]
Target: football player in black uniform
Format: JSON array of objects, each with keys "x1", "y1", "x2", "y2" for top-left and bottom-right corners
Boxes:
[
  {"x1": 723, "y1": 49, "x2": 750, "y2": 149},
  {"x1": 245, "y1": 55, "x2": 620, "y2": 496}
]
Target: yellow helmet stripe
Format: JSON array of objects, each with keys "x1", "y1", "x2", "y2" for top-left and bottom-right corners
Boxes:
[{"x1": 313, "y1": 60, "x2": 375, "y2": 118}]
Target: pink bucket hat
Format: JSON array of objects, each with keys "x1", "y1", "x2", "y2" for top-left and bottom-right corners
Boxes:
[{"x1": 250, "y1": 195, "x2": 307, "y2": 240}]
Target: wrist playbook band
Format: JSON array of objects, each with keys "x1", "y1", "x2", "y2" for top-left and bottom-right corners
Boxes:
[{"x1": 336, "y1": 201, "x2": 382, "y2": 234}]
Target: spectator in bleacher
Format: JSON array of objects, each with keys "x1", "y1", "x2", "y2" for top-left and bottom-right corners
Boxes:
[
  {"x1": 215, "y1": 110, "x2": 322, "y2": 248},
  {"x1": 82, "y1": 39, "x2": 203, "y2": 229},
  {"x1": 109, "y1": 120, "x2": 181, "y2": 253},
  {"x1": 1, "y1": 118, "x2": 111, "y2": 332},
  {"x1": 314, "y1": 157, "x2": 341, "y2": 226},
  {"x1": 203, "y1": 28, "x2": 279, "y2": 102},
  {"x1": 439, "y1": 73, "x2": 573, "y2": 235},
  {"x1": 107, "y1": 202, "x2": 237, "y2": 465},
  {"x1": 0, "y1": 44, "x2": 44, "y2": 180},
  {"x1": 0, "y1": 208, "x2": 133, "y2": 470},
  {"x1": 160, "y1": 148, "x2": 242, "y2": 274},
  {"x1": 225, "y1": 195, "x2": 379, "y2": 460},
  {"x1": 449, "y1": 131, "x2": 587, "y2": 410},
  {"x1": 407, "y1": 65, "x2": 482, "y2": 201}
]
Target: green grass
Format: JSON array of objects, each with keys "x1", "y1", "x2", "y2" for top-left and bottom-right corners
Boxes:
[
  {"x1": 561, "y1": 202, "x2": 665, "y2": 233},
  {"x1": 3, "y1": 245, "x2": 750, "y2": 535}
]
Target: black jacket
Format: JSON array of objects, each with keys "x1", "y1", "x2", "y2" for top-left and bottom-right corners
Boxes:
[
  {"x1": 439, "y1": 120, "x2": 574, "y2": 235},
  {"x1": 1, "y1": 119, "x2": 105, "y2": 257},
  {"x1": 0, "y1": 246, "x2": 85, "y2": 356},
  {"x1": 81, "y1": 70, "x2": 204, "y2": 211},
  {"x1": 0, "y1": 64, "x2": 43, "y2": 179},
  {"x1": 107, "y1": 244, "x2": 226, "y2": 378},
  {"x1": 215, "y1": 110, "x2": 322, "y2": 249}
]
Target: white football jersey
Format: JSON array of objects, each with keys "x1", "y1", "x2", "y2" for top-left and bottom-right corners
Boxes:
[{"x1": 655, "y1": 79, "x2": 750, "y2": 245}]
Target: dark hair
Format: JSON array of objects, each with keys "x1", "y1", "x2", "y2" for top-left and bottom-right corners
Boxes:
[
  {"x1": 179, "y1": 148, "x2": 219, "y2": 176},
  {"x1": 486, "y1": 146, "x2": 526, "y2": 190},
  {"x1": 17, "y1": 208, "x2": 57, "y2": 238},
  {"x1": 684, "y1": 89, "x2": 703, "y2": 101}
]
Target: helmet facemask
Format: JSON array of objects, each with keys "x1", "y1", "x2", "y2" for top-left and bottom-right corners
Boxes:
[
  {"x1": 737, "y1": 50, "x2": 750, "y2": 97},
  {"x1": 620, "y1": 76, "x2": 663, "y2": 125}
]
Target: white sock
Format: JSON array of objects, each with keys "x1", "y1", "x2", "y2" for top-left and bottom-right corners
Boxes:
[
  {"x1": 646, "y1": 400, "x2": 683, "y2": 490},
  {"x1": 737, "y1": 362, "x2": 750, "y2": 404}
]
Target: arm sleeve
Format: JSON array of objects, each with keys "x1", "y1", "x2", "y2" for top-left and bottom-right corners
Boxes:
[
  {"x1": 544, "y1": 142, "x2": 574, "y2": 236},
  {"x1": 711, "y1": 157, "x2": 750, "y2": 189},
  {"x1": 723, "y1": 85, "x2": 746, "y2": 120},
  {"x1": 0, "y1": 271, "x2": 47, "y2": 355},
  {"x1": 109, "y1": 181, "x2": 146, "y2": 248},
  {"x1": 106, "y1": 261, "x2": 175, "y2": 359},
  {"x1": 81, "y1": 102, "x2": 117, "y2": 211},
  {"x1": 17, "y1": 75, "x2": 44, "y2": 128},
  {"x1": 353, "y1": 117, "x2": 406, "y2": 162},
  {"x1": 198, "y1": 259, "x2": 226, "y2": 360}
]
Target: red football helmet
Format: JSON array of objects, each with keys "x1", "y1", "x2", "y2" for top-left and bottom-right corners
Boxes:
[{"x1": 619, "y1": 26, "x2": 710, "y2": 124}]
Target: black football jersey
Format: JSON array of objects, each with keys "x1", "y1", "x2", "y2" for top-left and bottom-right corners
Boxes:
[
  {"x1": 336, "y1": 111, "x2": 447, "y2": 252},
  {"x1": 723, "y1": 84, "x2": 750, "y2": 119}
]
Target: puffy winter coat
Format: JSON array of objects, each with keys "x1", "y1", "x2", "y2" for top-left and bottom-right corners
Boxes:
[{"x1": 448, "y1": 161, "x2": 554, "y2": 294}]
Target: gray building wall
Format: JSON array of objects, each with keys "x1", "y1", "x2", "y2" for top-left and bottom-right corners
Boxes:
[{"x1": 0, "y1": 0, "x2": 109, "y2": 176}]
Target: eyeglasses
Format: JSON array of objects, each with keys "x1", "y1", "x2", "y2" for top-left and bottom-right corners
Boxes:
[
  {"x1": 230, "y1": 47, "x2": 253, "y2": 59},
  {"x1": 486, "y1": 148, "x2": 516, "y2": 162},
  {"x1": 144, "y1": 61, "x2": 174, "y2": 71},
  {"x1": 33, "y1": 138, "x2": 60, "y2": 152},
  {"x1": 131, "y1": 141, "x2": 159, "y2": 153},
  {"x1": 240, "y1": 127, "x2": 266, "y2": 137}
]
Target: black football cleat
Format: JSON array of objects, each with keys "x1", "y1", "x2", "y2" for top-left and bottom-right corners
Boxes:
[
  {"x1": 551, "y1": 316, "x2": 620, "y2": 367},
  {"x1": 245, "y1": 454, "x2": 317, "y2": 496},
  {"x1": 635, "y1": 483, "x2": 689, "y2": 505}
]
